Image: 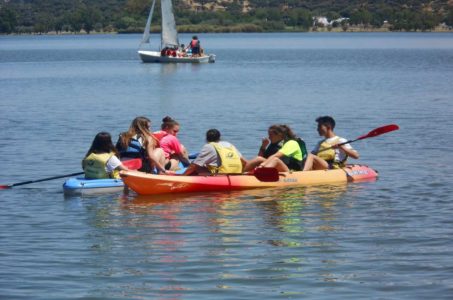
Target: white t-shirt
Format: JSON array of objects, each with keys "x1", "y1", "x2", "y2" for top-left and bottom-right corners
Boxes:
[
  {"x1": 312, "y1": 136, "x2": 353, "y2": 162},
  {"x1": 193, "y1": 141, "x2": 242, "y2": 168},
  {"x1": 106, "y1": 155, "x2": 122, "y2": 173}
]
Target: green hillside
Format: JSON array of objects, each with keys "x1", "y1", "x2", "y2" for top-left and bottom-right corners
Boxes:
[{"x1": 1, "y1": 0, "x2": 452, "y2": 34}]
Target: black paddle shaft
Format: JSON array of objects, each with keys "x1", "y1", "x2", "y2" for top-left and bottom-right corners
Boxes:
[
  {"x1": 316, "y1": 139, "x2": 357, "y2": 154},
  {"x1": 7, "y1": 172, "x2": 84, "y2": 188}
]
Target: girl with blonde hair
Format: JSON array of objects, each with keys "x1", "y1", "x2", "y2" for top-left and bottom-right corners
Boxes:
[{"x1": 117, "y1": 116, "x2": 169, "y2": 174}]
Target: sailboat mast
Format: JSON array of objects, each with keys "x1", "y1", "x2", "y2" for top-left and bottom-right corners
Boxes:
[
  {"x1": 140, "y1": 0, "x2": 156, "y2": 48},
  {"x1": 160, "y1": 0, "x2": 179, "y2": 49}
]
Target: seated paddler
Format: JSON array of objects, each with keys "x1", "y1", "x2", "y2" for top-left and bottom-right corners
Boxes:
[
  {"x1": 183, "y1": 129, "x2": 247, "y2": 176},
  {"x1": 256, "y1": 124, "x2": 307, "y2": 172},
  {"x1": 82, "y1": 132, "x2": 129, "y2": 179},
  {"x1": 303, "y1": 116, "x2": 359, "y2": 171},
  {"x1": 244, "y1": 124, "x2": 287, "y2": 172},
  {"x1": 116, "y1": 116, "x2": 168, "y2": 174}
]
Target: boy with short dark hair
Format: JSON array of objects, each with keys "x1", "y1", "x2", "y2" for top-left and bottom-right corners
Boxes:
[{"x1": 303, "y1": 116, "x2": 359, "y2": 171}]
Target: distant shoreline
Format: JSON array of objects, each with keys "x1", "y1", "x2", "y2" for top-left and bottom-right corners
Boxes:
[{"x1": 2, "y1": 25, "x2": 452, "y2": 36}]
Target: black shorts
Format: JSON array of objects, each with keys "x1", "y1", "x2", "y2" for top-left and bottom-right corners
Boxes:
[{"x1": 281, "y1": 157, "x2": 305, "y2": 171}]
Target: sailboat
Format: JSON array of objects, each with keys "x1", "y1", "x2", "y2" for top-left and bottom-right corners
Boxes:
[{"x1": 138, "y1": 0, "x2": 216, "y2": 63}]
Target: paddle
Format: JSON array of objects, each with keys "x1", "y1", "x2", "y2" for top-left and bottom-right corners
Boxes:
[
  {"x1": 0, "y1": 158, "x2": 143, "y2": 190},
  {"x1": 253, "y1": 167, "x2": 280, "y2": 182},
  {"x1": 318, "y1": 124, "x2": 400, "y2": 153},
  {"x1": 0, "y1": 172, "x2": 85, "y2": 189},
  {"x1": 253, "y1": 124, "x2": 399, "y2": 182}
]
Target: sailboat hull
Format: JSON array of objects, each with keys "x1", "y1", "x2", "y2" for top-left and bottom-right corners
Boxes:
[{"x1": 138, "y1": 50, "x2": 215, "y2": 63}]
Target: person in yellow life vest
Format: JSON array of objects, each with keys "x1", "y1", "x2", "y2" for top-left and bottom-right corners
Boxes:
[
  {"x1": 257, "y1": 125, "x2": 307, "y2": 172},
  {"x1": 303, "y1": 116, "x2": 360, "y2": 171},
  {"x1": 82, "y1": 132, "x2": 129, "y2": 179},
  {"x1": 183, "y1": 129, "x2": 247, "y2": 175}
]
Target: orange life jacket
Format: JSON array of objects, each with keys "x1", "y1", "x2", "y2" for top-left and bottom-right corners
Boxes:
[{"x1": 191, "y1": 40, "x2": 199, "y2": 48}]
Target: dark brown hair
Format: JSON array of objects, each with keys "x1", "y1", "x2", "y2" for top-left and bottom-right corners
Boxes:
[
  {"x1": 161, "y1": 116, "x2": 179, "y2": 131},
  {"x1": 85, "y1": 132, "x2": 118, "y2": 158},
  {"x1": 268, "y1": 124, "x2": 297, "y2": 141},
  {"x1": 206, "y1": 129, "x2": 221, "y2": 142},
  {"x1": 316, "y1": 116, "x2": 336, "y2": 129}
]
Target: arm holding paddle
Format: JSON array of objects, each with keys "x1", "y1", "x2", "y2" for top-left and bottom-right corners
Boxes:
[
  {"x1": 304, "y1": 123, "x2": 399, "y2": 171},
  {"x1": 332, "y1": 143, "x2": 359, "y2": 159}
]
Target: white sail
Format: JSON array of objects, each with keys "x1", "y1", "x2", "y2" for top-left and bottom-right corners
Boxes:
[
  {"x1": 160, "y1": 0, "x2": 179, "y2": 49},
  {"x1": 140, "y1": 0, "x2": 156, "y2": 47}
]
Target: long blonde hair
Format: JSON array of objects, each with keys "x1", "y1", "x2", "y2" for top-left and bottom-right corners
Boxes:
[{"x1": 119, "y1": 116, "x2": 157, "y2": 149}]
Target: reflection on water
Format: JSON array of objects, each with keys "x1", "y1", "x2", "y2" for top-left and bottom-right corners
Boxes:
[
  {"x1": 85, "y1": 185, "x2": 360, "y2": 298},
  {"x1": 61, "y1": 180, "x2": 379, "y2": 298},
  {"x1": 69, "y1": 184, "x2": 358, "y2": 298}
]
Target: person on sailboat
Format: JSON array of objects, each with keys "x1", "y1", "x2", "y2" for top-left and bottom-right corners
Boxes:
[
  {"x1": 186, "y1": 36, "x2": 201, "y2": 57},
  {"x1": 161, "y1": 46, "x2": 177, "y2": 57},
  {"x1": 153, "y1": 116, "x2": 190, "y2": 171},
  {"x1": 116, "y1": 116, "x2": 169, "y2": 174},
  {"x1": 183, "y1": 129, "x2": 246, "y2": 176},
  {"x1": 178, "y1": 44, "x2": 187, "y2": 57}
]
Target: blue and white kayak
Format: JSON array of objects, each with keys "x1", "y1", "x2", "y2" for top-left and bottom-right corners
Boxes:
[
  {"x1": 62, "y1": 158, "x2": 193, "y2": 195},
  {"x1": 63, "y1": 177, "x2": 125, "y2": 195}
]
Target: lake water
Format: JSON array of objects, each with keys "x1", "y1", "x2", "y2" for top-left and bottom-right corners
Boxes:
[{"x1": 1, "y1": 32, "x2": 453, "y2": 299}]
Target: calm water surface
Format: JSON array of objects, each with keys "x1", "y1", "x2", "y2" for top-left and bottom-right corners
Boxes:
[{"x1": 1, "y1": 33, "x2": 453, "y2": 299}]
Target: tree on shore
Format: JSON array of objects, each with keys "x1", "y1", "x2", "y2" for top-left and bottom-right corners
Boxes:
[
  {"x1": 287, "y1": 8, "x2": 312, "y2": 30},
  {"x1": 1, "y1": 0, "x2": 452, "y2": 34},
  {"x1": 81, "y1": 7, "x2": 101, "y2": 34},
  {"x1": 444, "y1": 8, "x2": 453, "y2": 27},
  {"x1": 0, "y1": 6, "x2": 17, "y2": 34},
  {"x1": 33, "y1": 13, "x2": 55, "y2": 33}
]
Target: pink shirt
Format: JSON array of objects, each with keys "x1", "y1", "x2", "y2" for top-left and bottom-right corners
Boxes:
[{"x1": 159, "y1": 134, "x2": 183, "y2": 159}]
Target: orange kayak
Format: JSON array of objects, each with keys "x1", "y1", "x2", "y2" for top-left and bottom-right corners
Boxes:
[{"x1": 120, "y1": 164, "x2": 378, "y2": 195}]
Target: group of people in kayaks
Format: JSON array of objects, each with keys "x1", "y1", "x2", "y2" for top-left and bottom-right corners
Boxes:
[
  {"x1": 82, "y1": 115, "x2": 359, "y2": 180},
  {"x1": 160, "y1": 35, "x2": 204, "y2": 58}
]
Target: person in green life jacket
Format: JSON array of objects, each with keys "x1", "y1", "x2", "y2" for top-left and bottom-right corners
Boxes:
[
  {"x1": 257, "y1": 125, "x2": 308, "y2": 172},
  {"x1": 244, "y1": 124, "x2": 286, "y2": 172},
  {"x1": 183, "y1": 129, "x2": 247, "y2": 175},
  {"x1": 303, "y1": 116, "x2": 360, "y2": 171},
  {"x1": 82, "y1": 132, "x2": 129, "y2": 179}
]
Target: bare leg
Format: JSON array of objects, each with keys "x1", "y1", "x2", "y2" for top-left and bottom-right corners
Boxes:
[
  {"x1": 244, "y1": 156, "x2": 266, "y2": 172},
  {"x1": 169, "y1": 158, "x2": 181, "y2": 171},
  {"x1": 151, "y1": 148, "x2": 167, "y2": 173},
  {"x1": 261, "y1": 157, "x2": 289, "y2": 172},
  {"x1": 303, "y1": 154, "x2": 329, "y2": 171}
]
